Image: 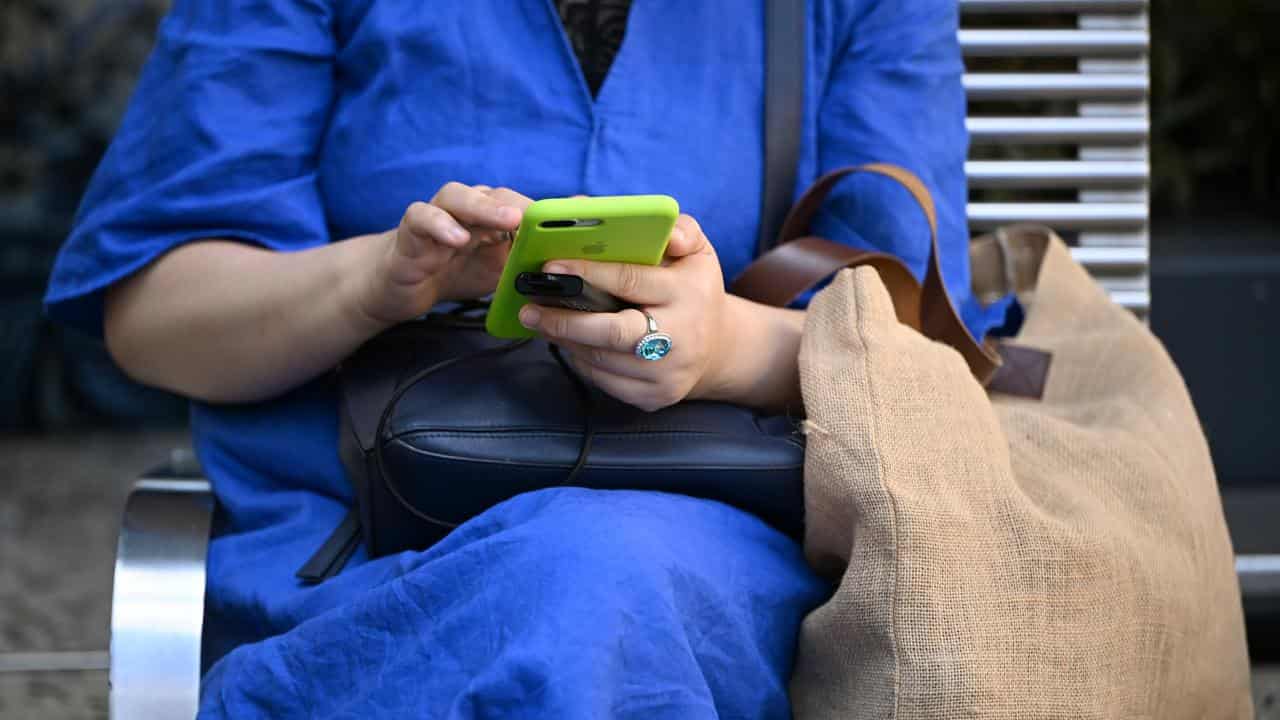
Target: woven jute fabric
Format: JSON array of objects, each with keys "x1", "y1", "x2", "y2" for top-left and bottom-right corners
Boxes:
[{"x1": 791, "y1": 232, "x2": 1252, "y2": 719}]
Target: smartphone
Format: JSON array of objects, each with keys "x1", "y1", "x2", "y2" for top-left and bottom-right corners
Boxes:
[
  {"x1": 486, "y1": 195, "x2": 678, "y2": 338},
  {"x1": 516, "y1": 272, "x2": 631, "y2": 313}
]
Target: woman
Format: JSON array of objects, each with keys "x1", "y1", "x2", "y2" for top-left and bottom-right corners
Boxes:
[{"x1": 46, "y1": 0, "x2": 1004, "y2": 716}]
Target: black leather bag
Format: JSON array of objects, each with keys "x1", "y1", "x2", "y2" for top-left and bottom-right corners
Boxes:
[
  {"x1": 296, "y1": 308, "x2": 806, "y2": 581},
  {"x1": 340, "y1": 313, "x2": 805, "y2": 557}
]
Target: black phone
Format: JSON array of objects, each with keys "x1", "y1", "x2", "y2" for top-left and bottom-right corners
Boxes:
[{"x1": 515, "y1": 272, "x2": 631, "y2": 313}]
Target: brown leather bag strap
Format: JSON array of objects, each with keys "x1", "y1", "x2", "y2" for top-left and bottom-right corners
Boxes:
[
  {"x1": 728, "y1": 236, "x2": 923, "y2": 328},
  {"x1": 730, "y1": 163, "x2": 1002, "y2": 385},
  {"x1": 731, "y1": 165, "x2": 932, "y2": 307}
]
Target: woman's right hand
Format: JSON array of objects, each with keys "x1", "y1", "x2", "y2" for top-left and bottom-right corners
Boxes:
[{"x1": 350, "y1": 182, "x2": 531, "y2": 329}]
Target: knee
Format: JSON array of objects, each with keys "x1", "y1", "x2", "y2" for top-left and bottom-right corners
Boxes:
[
  {"x1": 513, "y1": 488, "x2": 689, "y2": 569},
  {"x1": 531, "y1": 485, "x2": 778, "y2": 544}
]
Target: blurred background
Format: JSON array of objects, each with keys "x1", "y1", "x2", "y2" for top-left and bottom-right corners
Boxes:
[{"x1": 1, "y1": 0, "x2": 1277, "y2": 717}]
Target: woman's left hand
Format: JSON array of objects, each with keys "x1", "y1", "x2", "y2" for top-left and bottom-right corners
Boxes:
[{"x1": 518, "y1": 214, "x2": 733, "y2": 412}]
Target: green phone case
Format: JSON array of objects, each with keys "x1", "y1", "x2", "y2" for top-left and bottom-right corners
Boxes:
[{"x1": 486, "y1": 195, "x2": 679, "y2": 338}]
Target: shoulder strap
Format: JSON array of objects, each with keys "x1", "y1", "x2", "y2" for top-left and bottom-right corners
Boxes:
[
  {"x1": 732, "y1": 163, "x2": 1003, "y2": 387},
  {"x1": 757, "y1": 0, "x2": 807, "y2": 257}
]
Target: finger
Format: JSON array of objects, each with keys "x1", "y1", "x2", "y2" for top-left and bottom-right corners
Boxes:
[
  {"x1": 483, "y1": 186, "x2": 535, "y2": 213},
  {"x1": 519, "y1": 304, "x2": 651, "y2": 354},
  {"x1": 564, "y1": 355, "x2": 675, "y2": 413},
  {"x1": 539, "y1": 259, "x2": 676, "y2": 306},
  {"x1": 664, "y1": 214, "x2": 711, "y2": 260},
  {"x1": 431, "y1": 181, "x2": 522, "y2": 230},
  {"x1": 467, "y1": 227, "x2": 513, "y2": 247},
  {"x1": 555, "y1": 340, "x2": 654, "y2": 382},
  {"x1": 475, "y1": 187, "x2": 531, "y2": 246},
  {"x1": 398, "y1": 201, "x2": 470, "y2": 252}
]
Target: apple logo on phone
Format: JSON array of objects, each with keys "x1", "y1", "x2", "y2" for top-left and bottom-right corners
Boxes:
[{"x1": 581, "y1": 241, "x2": 607, "y2": 255}]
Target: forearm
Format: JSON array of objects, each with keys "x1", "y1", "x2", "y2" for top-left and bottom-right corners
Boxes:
[
  {"x1": 704, "y1": 295, "x2": 806, "y2": 415},
  {"x1": 104, "y1": 236, "x2": 388, "y2": 404}
]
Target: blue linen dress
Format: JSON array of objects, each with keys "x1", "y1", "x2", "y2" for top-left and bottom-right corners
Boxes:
[{"x1": 45, "y1": 0, "x2": 1007, "y2": 716}]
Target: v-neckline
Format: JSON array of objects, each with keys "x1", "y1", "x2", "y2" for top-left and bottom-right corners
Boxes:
[{"x1": 542, "y1": 0, "x2": 635, "y2": 115}]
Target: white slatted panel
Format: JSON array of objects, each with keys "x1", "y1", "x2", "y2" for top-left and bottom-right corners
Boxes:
[
  {"x1": 960, "y1": 0, "x2": 1151, "y2": 315},
  {"x1": 966, "y1": 160, "x2": 1147, "y2": 188},
  {"x1": 959, "y1": 29, "x2": 1147, "y2": 57},
  {"x1": 964, "y1": 73, "x2": 1148, "y2": 101},
  {"x1": 961, "y1": 0, "x2": 1146, "y2": 10},
  {"x1": 967, "y1": 117, "x2": 1147, "y2": 144}
]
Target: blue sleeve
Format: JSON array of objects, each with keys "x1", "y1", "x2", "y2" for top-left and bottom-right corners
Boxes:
[
  {"x1": 43, "y1": 0, "x2": 337, "y2": 338},
  {"x1": 810, "y1": 0, "x2": 1010, "y2": 339}
]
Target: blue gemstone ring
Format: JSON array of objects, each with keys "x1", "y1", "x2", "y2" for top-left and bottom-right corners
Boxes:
[{"x1": 634, "y1": 310, "x2": 673, "y2": 361}]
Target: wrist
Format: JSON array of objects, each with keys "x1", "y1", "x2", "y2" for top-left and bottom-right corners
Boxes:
[
  {"x1": 691, "y1": 295, "x2": 753, "y2": 403},
  {"x1": 694, "y1": 295, "x2": 805, "y2": 413},
  {"x1": 337, "y1": 232, "x2": 399, "y2": 340}
]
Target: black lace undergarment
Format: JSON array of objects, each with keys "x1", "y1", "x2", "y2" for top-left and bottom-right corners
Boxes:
[{"x1": 555, "y1": 0, "x2": 633, "y2": 97}]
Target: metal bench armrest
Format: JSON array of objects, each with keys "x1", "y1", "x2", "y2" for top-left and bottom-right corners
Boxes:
[
  {"x1": 1239, "y1": 555, "x2": 1280, "y2": 594},
  {"x1": 110, "y1": 477, "x2": 214, "y2": 720}
]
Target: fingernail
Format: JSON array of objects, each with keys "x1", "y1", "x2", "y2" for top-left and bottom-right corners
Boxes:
[
  {"x1": 498, "y1": 206, "x2": 521, "y2": 224},
  {"x1": 670, "y1": 227, "x2": 685, "y2": 245},
  {"x1": 449, "y1": 226, "x2": 468, "y2": 244},
  {"x1": 519, "y1": 306, "x2": 541, "y2": 328},
  {"x1": 544, "y1": 262, "x2": 569, "y2": 275}
]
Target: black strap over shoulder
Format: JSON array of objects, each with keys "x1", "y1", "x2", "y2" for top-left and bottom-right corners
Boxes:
[{"x1": 757, "y1": 0, "x2": 808, "y2": 256}]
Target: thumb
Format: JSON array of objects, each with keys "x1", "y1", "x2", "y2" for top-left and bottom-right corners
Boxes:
[
  {"x1": 664, "y1": 214, "x2": 709, "y2": 260},
  {"x1": 385, "y1": 228, "x2": 455, "y2": 288}
]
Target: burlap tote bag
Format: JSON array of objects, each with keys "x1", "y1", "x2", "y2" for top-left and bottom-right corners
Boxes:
[{"x1": 791, "y1": 227, "x2": 1253, "y2": 719}]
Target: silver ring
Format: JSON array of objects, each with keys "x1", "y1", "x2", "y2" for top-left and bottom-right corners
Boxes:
[{"x1": 633, "y1": 310, "x2": 673, "y2": 361}]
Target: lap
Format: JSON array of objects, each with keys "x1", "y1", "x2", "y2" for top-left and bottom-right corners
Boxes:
[{"x1": 200, "y1": 488, "x2": 828, "y2": 719}]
